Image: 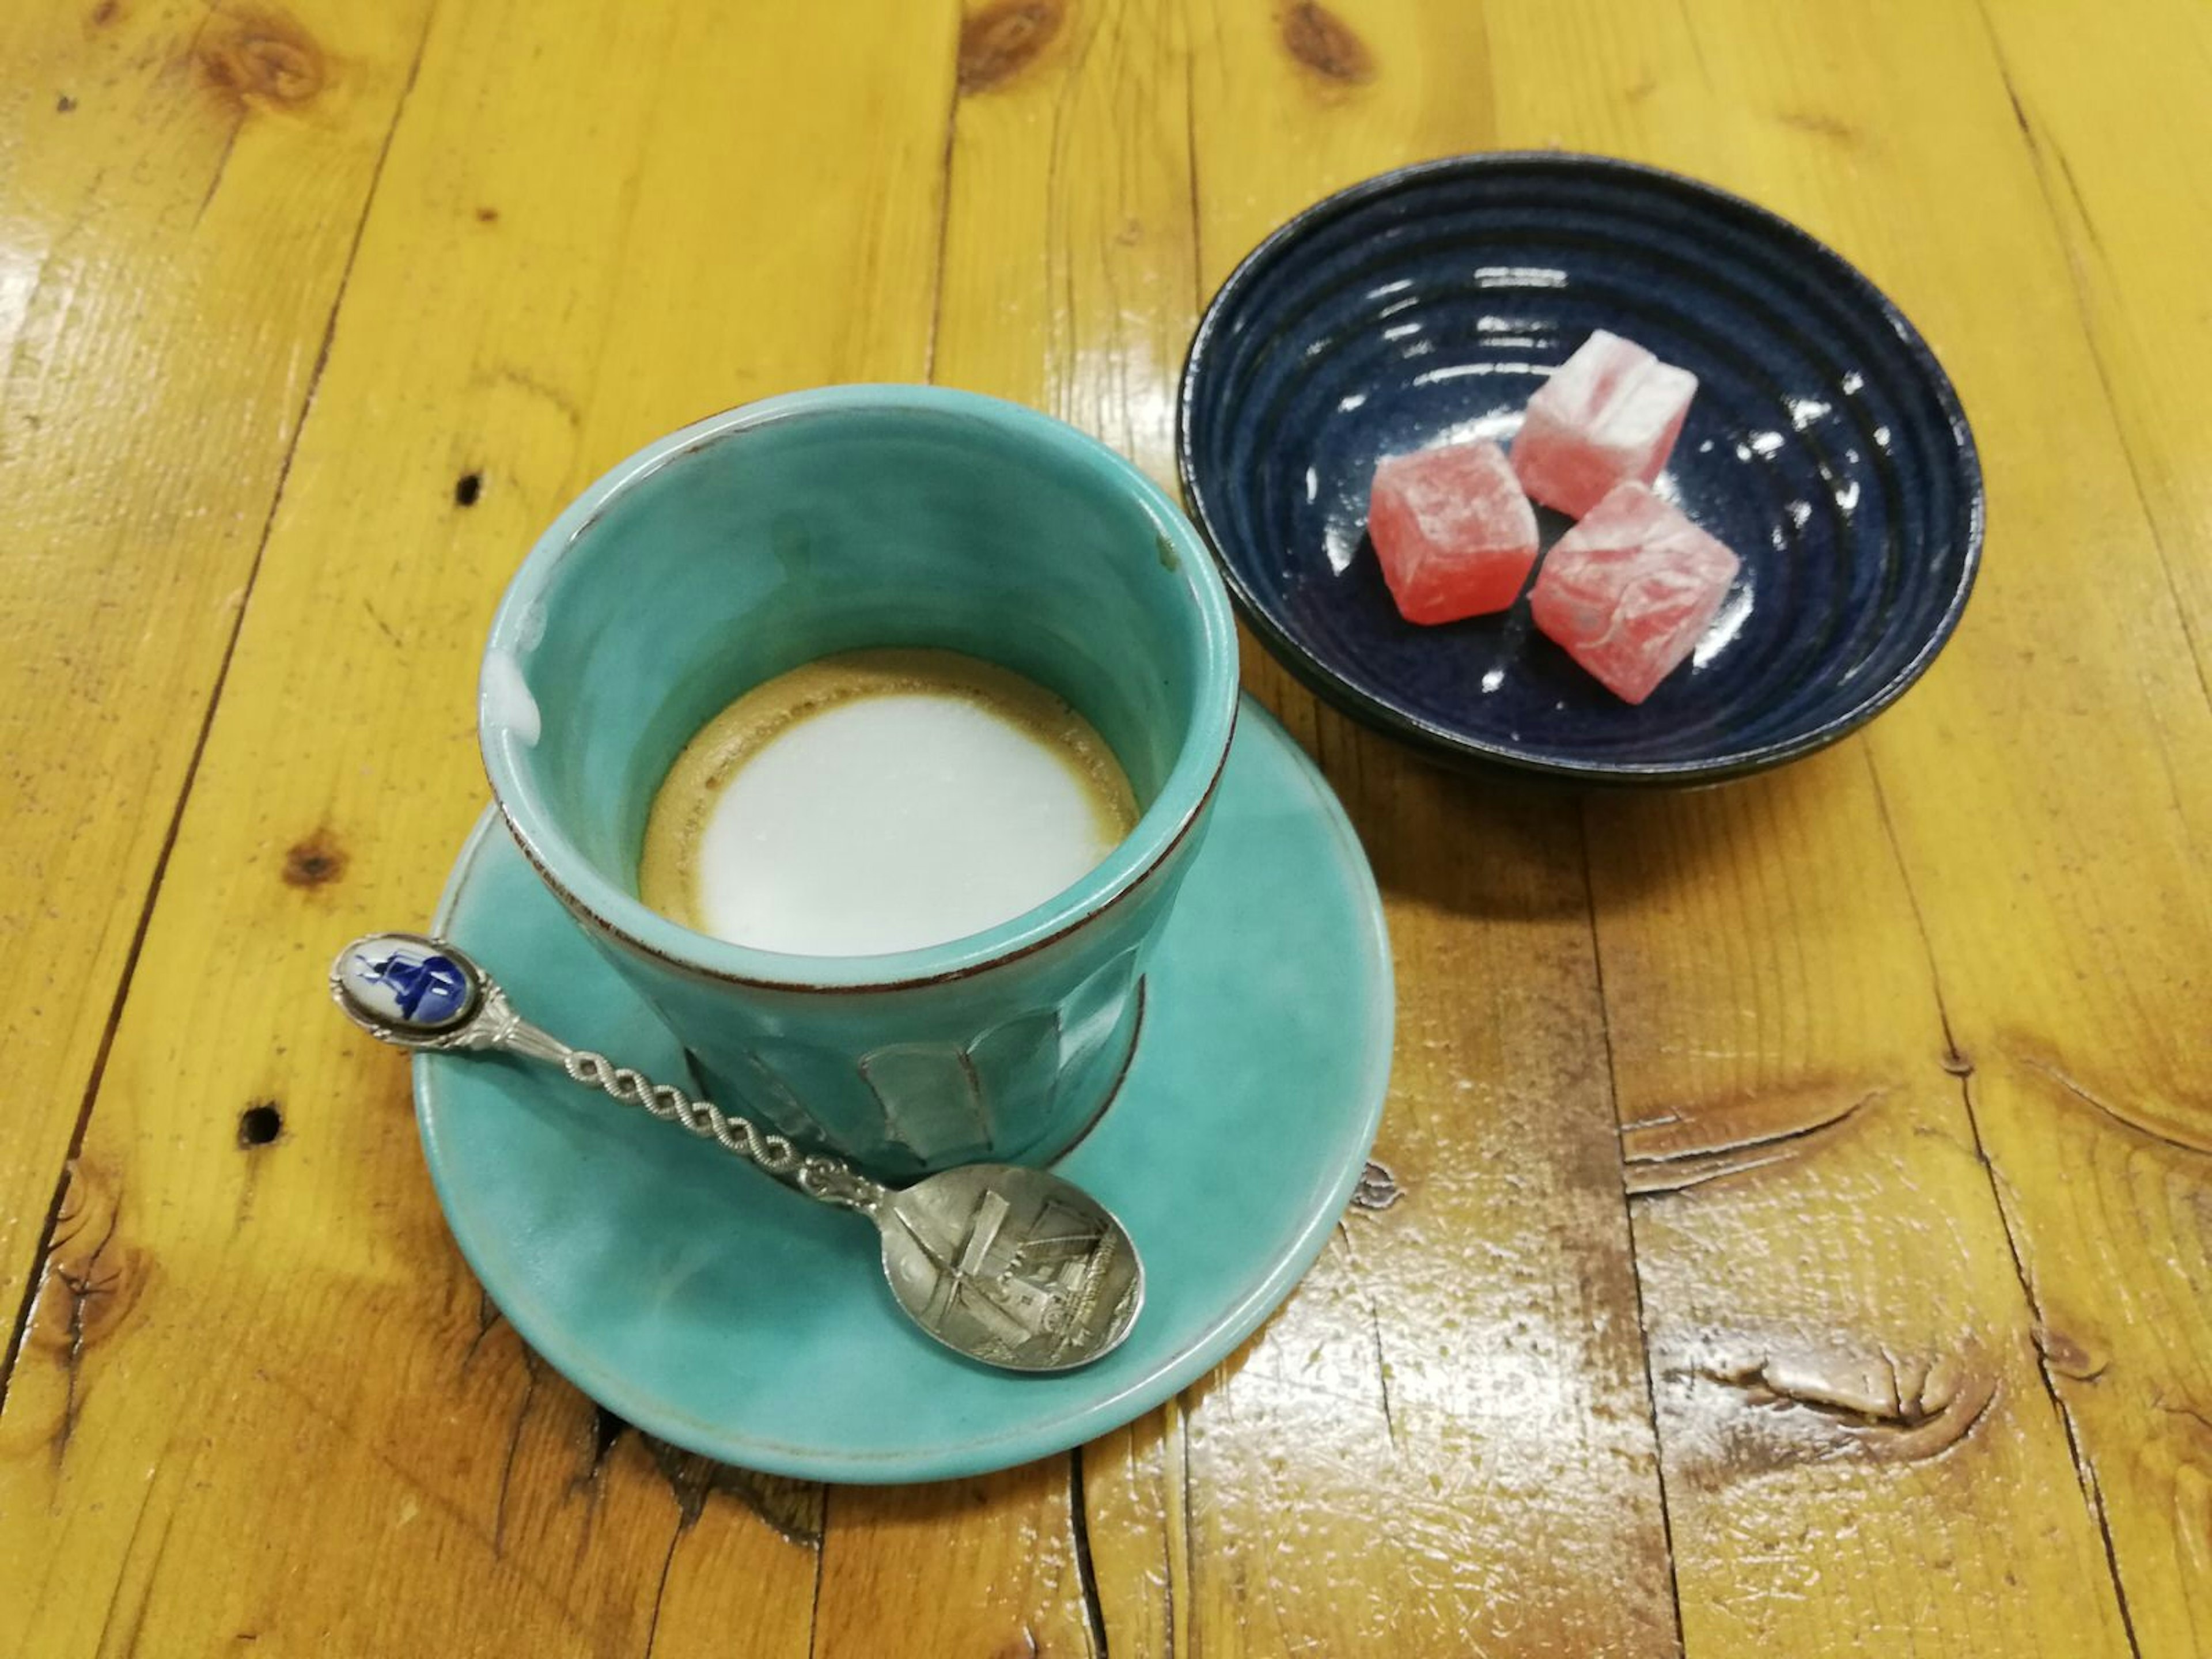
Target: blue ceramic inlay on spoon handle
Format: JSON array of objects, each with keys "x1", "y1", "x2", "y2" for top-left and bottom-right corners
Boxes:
[{"x1": 331, "y1": 933, "x2": 1144, "y2": 1373}]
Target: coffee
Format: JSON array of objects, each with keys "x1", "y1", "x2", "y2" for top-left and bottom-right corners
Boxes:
[{"x1": 640, "y1": 649, "x2": 1138, "y2": 956}]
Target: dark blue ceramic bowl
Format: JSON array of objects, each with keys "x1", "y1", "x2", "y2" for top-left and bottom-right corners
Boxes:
[{"x1": 1177, "y1": 153, "x2": 1983, "y2": 784}]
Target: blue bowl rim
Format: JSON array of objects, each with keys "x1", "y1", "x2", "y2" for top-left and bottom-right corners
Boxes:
[{"x1": 1175, "y1": 150, "x2": 1987, "y2": 786}]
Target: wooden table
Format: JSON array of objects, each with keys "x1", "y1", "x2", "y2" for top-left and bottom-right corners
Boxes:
[{"x1": 3, "y1": 0, "x2": 2206, "y2": 1652}]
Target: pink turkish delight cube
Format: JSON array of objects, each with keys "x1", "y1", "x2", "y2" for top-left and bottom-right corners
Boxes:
[
  {"x1": 1368, "y1": 439, "x2": 1539, "y2": 624},
  {"x1": 1512, "y1": 330, "x2": 1698, "y2": 517},
  {"x1": 1529, "y1": 482, "x2": 1740, "y2": 704}
]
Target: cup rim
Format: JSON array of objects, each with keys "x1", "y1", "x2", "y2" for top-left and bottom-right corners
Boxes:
[{"x1": 479, "y1": 384, "x2": 1242, "y2": 994}]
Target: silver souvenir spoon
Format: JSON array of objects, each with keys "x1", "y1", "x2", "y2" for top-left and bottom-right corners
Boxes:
[{"x1": 331, "y1": 931, "x2": 1143, "y2": 1373}]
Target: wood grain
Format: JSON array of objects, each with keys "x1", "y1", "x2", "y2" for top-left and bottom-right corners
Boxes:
[
  {"x1": 0, "y1": 0, "x2": 950, "y2": 1651},
  {"x1": 801, "y1": 5, "x2": 1196, "y2": 1651},
  {"x1": 0, "y1": 0, "x2": 433, "y2": 1377},
  {"x1": 1, "y1": 0, "x2": 2206, "y2": 1652},
  {"x1": 1583, "y1": 752, "x2": 2133, "y2": 1655},
  {"x1": 1480, "y1": 0, "x2": 2206, "y2": 1649},
  {"x1": 1873, "y1": 2, "x2": 2212, "y2": 1648},
  {"x1": 1152, "y1": 772, "x2": 1683, "y2": 1657},
  {"x1": 1177, "y1": 3, "x2": 1681, "y2": 1652},
  {"x1": 1975, "y1": 0, "x2": 2212, "y2": 695}
]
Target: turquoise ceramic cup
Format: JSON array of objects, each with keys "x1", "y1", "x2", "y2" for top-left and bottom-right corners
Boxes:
[{"x1": 479, "y1": 386, "x2": 1240, "y2": 1180}]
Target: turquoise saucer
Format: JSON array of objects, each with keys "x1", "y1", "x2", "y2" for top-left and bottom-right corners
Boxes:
[{"x1": 416, "y1": 697, "x2": 1393, "y2": 1482}]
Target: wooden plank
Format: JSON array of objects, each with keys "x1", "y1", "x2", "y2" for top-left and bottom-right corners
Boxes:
[
  {"x1": 932, "y1": 0, "x2": 1200, "y2": 484},
  {"x1": 1581, "y1": 754, "x2": 2134, "y2": 1656},
  {"x1": 1478, "y1": 0, "x2": 2206, "y2": 1650},
  {"x1": 1170, "y1": 4, "x2": 1683, "y2": 1653},
  {"x1": 809, "y1": 1462, "x2": 1105, "y2": 1658},
  {"x1": 1884, "y1": 2, "x2": 2212, "y2": 1650},
  {"x1": 0, "y1": 0, "x2": 954, "y2": 1651},
  {"x1": 1152, "y1": 772, "x2": 1683, "y2": 1658},
  {"x1": 804, "y1": 3, "x2": 1190, "y2": 1652},
  {"x1": 0, "y1": 0, "x2": 433, "y2": 1368},
  {"x1": 861, "y1": 3, "x2": 1681, "y2": 1652},
  {"x1": 9, "y1": 3, "x2": 2205, "y2": 1653},
  {"x1": 1974, "y1": 0, "x2": 2212, "y2": 694}
]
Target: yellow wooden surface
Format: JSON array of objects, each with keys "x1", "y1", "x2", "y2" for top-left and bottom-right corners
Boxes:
[
  {"x1": 2, "y1": 0, "x2": 2206, "y2": 1654},
  {"x1": 0, "y1": 0, "x2": 434, "y2": 1353}
]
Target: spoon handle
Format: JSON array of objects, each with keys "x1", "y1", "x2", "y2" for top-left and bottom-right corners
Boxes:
[
  {"x1": 331, "y1": 933, "x2": 884, "y2": 1214},
  {"x1": 554, "y1": 1043, "x2": 883, "y2": 1214}
]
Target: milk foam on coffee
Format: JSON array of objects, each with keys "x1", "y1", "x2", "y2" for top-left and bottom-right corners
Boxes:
[{"x1": 639, "y1": 650, "x2": 1138, "y2": 957}]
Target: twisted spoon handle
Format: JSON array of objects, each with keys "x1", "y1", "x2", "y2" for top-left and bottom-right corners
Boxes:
[
  {"x1": 330, "y1": 933, "x2": 882, "y2": 1214},
  {"x1": 557, "y1": 1047, "x2": 882, "y2": 1212}
]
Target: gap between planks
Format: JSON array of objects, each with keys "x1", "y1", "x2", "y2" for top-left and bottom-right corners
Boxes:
[
  {"x1": 1968, "y1": 0, "x2": 2211, "y2": 722},
  {"x1": 1860, "y1": 744, "x2": 2144, "y2": 1658},
  {"x1": 1577, "y1": 803, "x2": 1691, "y2": 1659}
]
